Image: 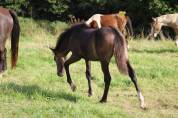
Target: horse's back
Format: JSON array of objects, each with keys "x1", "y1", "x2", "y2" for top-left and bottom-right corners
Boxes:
[
  {"x1": 0, "y1": 7, "x2": 13, "y2": 39},
  {"x1": 166, "y1": 13, "x2": 178, "y2": 23},
  {"x1": 86, "y1": 14, "x2": 103, "y2": 28},
  {"x1": 0, "y1": 7, "x2": 13, "y2": 22},
  {"x1": 100, "y1": 14, "x2": 127, "y2": 31},
  {"x1": 158, "y1": 13, "x2": 178, "y2": 24},
  {"x1": 100, "y1": 14, "x2": 118, "y2": 28},
  {"x1": 0, "y1": 7, "x2": 10, "y2": 15}
]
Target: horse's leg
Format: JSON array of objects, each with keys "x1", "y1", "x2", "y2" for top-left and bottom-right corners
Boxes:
[
  {"x1": 85, "y1": 60, "x2": 92, "y2": 97},
  {"x1": 64, "y1": 54, "x2": 80, "y2": 91},
  {"x1": 175, "y1": 35, "x2": 178, "y2": 47},
  {"x1": 3, "y1": 48, "x2": 7, "y2": 71},
  {"x1": 173, "y1": 28, "x2": 178, "y2": 47},
  {"x1": 127, "y1": 61, "x2": 145, "y2": 109},
  {"x1": 100, "y1": 61, "x2": 111, "y2": 102},
  {"x1": 0, "y1": 48, "x2": 7, "y2": 77},
  {"x1": 176, "y1": 39, "x2": 178, "y2": 47}
]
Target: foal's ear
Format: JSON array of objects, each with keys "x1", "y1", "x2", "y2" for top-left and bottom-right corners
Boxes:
[{"x1": 152, "y1": 17, "x2": 156, "y2": 22}]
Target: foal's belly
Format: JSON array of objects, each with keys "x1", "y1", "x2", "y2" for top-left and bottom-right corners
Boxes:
[
  {"x1": 82, "y1": 55, "x2": 99, "y2": 61},
  {"x1": 80, "y1": 46, "x2": 99, "y2": 61}
]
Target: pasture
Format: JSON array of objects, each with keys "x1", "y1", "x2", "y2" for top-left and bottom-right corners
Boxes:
[{"x1": 0, "y1": 18, "x2": 178, "y2": 118}]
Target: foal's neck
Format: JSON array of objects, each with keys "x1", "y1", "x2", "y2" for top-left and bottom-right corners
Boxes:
[{"x1": 55, "y1": 38, "x2": 70, "y2": 56}]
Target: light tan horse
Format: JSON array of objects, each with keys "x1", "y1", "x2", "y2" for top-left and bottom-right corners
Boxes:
[
  {"x1": 150, "y1": 13, "x2": 178, "y2": 46},
  {"x1": 85, "y1": 12, "x2": 133, "y2": 37}
]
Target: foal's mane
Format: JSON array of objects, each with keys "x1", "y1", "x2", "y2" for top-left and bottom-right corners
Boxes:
[{"x1": 54, "y1": 22, "x2": 89, "y2": 51}]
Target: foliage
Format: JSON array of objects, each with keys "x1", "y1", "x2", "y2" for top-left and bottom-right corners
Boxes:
[
  {"x1": 1, "y1": 0, "x2": 178, "y2": 34},
  {"x1": 0, "y1": 0, "x2": 70, "y2": 21},
  {"x1": 0, "y1": 0, "x2": 29, "y2": 16},
  {"x1": 28, "y1": 0, "x2": 69, "y2": 20}
]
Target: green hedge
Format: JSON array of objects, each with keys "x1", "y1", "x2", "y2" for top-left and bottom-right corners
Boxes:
[{"x1": 1, "y1": 0, "x2": 177, "y2": 34}]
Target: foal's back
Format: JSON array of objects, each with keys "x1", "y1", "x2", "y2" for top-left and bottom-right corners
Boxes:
[{"x1": 68, "y1": 25, "x2": 116, "y2": 61}]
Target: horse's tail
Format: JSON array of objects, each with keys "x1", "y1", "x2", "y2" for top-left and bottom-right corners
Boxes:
[
  {"x1": 9, "y1": 9, "x2": 20, "y2": 68},
  {"x1": 125, "y1": 16, "x2": 133, "y2": 36},
  {"x1": 112, "y1": 27, "x2": 129, "y2": 74}
]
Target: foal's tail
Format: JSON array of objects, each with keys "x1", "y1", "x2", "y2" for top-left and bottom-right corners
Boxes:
[
  {"x1": 112, "y1": 28, "x2": 129, "y2": 75},
  {"x1": 9, "y1": 9, "x2": 20, "y2": 68},
  {"x1": 125, "y1": 16, "x2": 133, "y2": 36}
]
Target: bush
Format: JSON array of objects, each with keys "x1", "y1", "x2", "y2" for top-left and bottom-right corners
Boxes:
[{"x1": 1, "y1": 0, "x2": 177, "y2": 35}]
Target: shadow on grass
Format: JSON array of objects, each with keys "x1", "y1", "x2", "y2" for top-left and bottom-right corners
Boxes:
[
  {"x1": 130, "y1": 48, "x2": 178, "y2": 54},
  {"x1": 0, "y1": 82, "x2": 79, "y2": 102}
]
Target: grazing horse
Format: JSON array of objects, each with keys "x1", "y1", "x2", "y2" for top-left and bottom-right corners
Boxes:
[
  {"x1": 0, "y1": 7, "x2": 20, "y2": 73},
  {"x1": 50, "y1": 23, "x2": 145, "y2": 108},
  {"x1": 149, "y1": 13, "x2": 178, "y2": 46},
  {"x1": 85, "y1": 13, "x2": 133, "y2": 37}
]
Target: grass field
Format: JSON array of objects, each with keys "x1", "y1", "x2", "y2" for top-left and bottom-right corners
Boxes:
[{"x1": 0, "y1": 18, "x2": 178, "y2": 118}]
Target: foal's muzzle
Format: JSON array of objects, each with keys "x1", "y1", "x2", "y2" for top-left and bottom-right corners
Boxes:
[{"x1": 153, "y1": 33, "x2": 158, "y2": 38}]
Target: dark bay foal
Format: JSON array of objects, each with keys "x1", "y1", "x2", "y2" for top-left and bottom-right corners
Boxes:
[{"x1": 50, "y1": 23, "x2": 145, "y2": 108}]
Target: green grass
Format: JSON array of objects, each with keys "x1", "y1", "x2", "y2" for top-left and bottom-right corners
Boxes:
[{"x1": 0, "y1": 18, "x2": 178, "y2": 118}]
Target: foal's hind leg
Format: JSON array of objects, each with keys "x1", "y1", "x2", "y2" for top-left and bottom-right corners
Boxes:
[
  {"x1": 100, "y1": 61, "x2": 111, "y2": 102},
  {"x1": 64, "y1": 54, "x2": 80, "y2": 91},
  {"x1": 127, "y1": 61, "x2": 145, "y2": 109},
  {"x1": 85, "y1": 60, "x2": 92, "y2": 97}
]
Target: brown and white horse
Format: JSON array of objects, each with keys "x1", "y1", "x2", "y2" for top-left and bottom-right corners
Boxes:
[
  {"x1": 150, "y1": 13, "x2": 178, "y2": 46},
  {"x1": 85, "y1": 13, "x2": 133, "y2": 37}
]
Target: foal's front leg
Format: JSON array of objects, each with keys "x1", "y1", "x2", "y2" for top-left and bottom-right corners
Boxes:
[
  {"x1": 175, "y1": 35, "x2": 178, "y2": 47},
  {"x1": 64, "y1": 54, "x2": 80, "y2": 91},
  {"x1": 100, "y1": 61, "x2": 111, "y2": 102},
  {"x1": 85, "y1": 60, "x2": 92, "y2": 97}
]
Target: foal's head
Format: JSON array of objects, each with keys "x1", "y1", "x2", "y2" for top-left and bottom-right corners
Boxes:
[
  {"x1": 50, "y1": 48, "x2": 66, "y2": 77},
  {"x1": 150, "y1": 18, "x2": 163, "y2": 37},
  {"x1": 50, "y1": 23, "x2": 90, "y2": 77}
]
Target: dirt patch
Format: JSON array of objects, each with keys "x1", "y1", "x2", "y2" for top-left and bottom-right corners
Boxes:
[{"x1": 157, "y1": 99, "x2": 170, "y2": 109}]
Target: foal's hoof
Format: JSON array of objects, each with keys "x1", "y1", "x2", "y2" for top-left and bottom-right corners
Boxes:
[
  {"x1": 88, "y1": 90, "x2": 93, "y2": 97},
  {"x1": 0, "y1": 71, "x2": 7, "y2": 78},
  {"x1": 99, "y1": 99, "x2": 107, "y2": 103},
  {"x1": 0, "y1": 74, "x2": 2, "y2": 78},
  {"x1": 71, "y1": 84, "x2": 76, "y2": 92},
  {"x1": 88, "y1": 92, "x2": 92, "y2": 97},
  {"x1": 175, "y1": 40, "x2": 178, "y2": 47},
  {"x1": 140, "y1": 104, "x2": 147, "y2": 110},
  {"x1": 176, "y1": 43, "x2": 178, "y2": 47}
]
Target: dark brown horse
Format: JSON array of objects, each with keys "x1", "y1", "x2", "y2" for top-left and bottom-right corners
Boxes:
[
  {"x1": 50, "y1": 23, "x2": 145, "y2": 108},
  {"x1": 0, "y1": 7, "x2": 20, "y2": 73}
]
